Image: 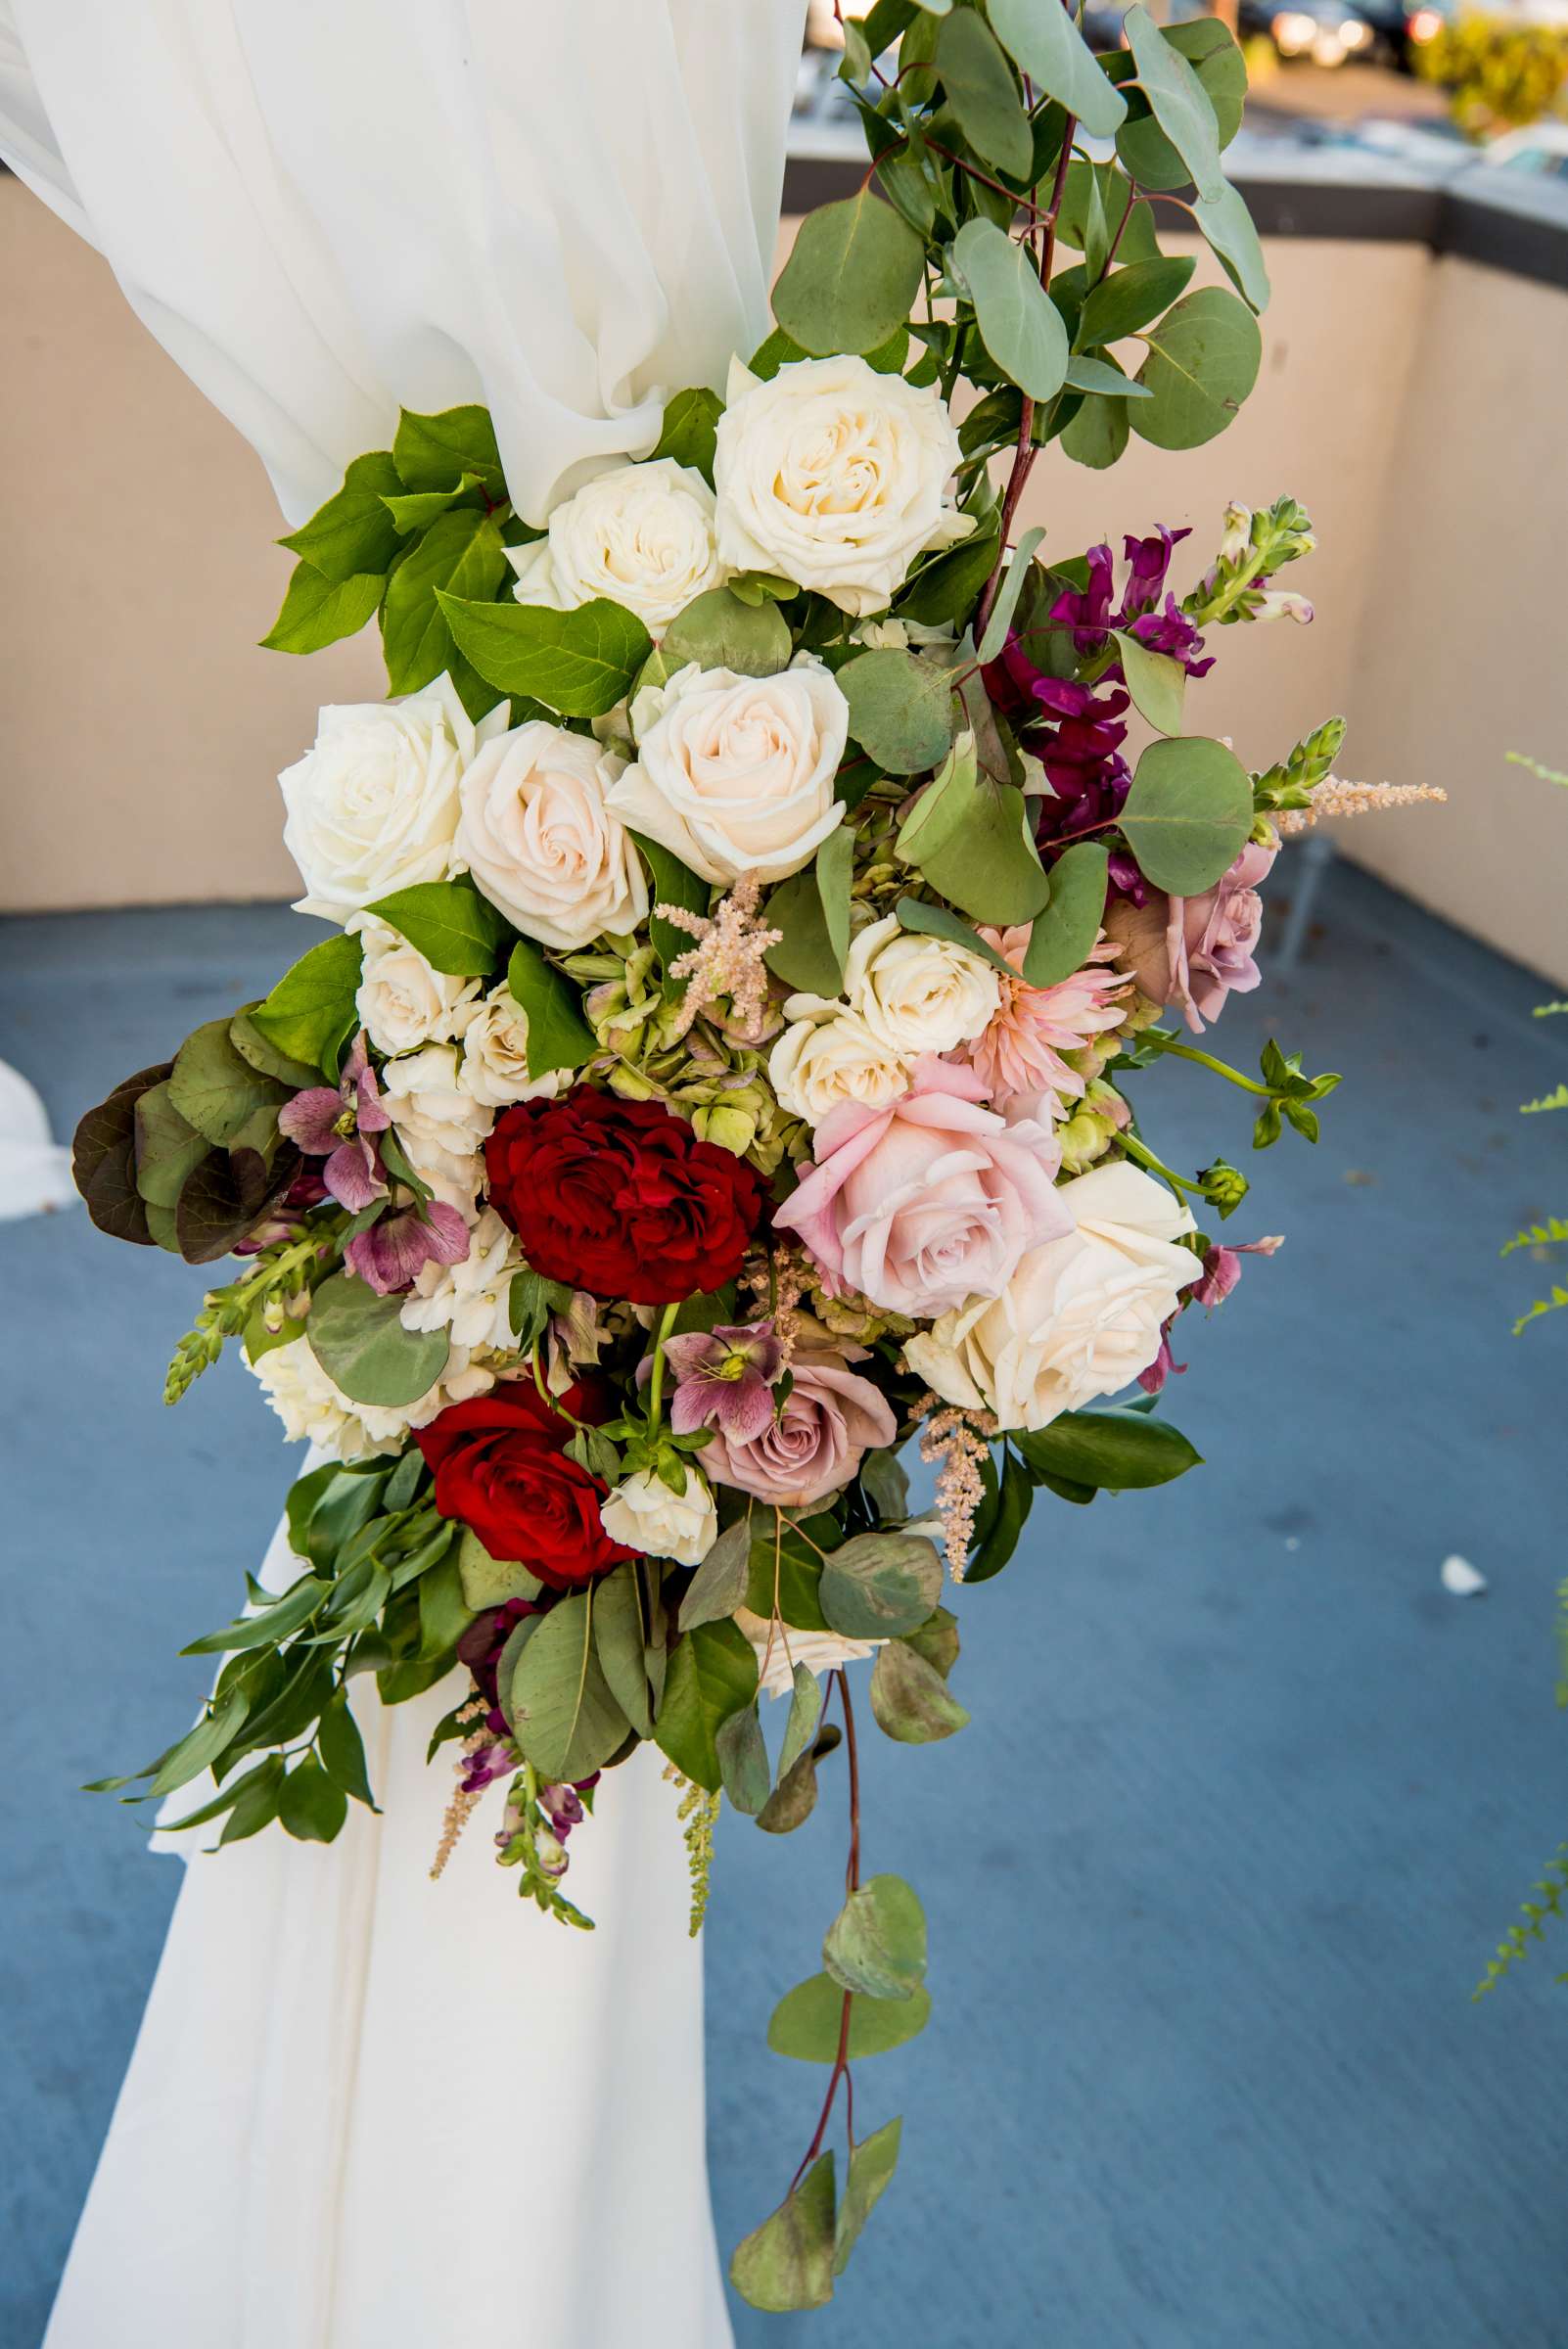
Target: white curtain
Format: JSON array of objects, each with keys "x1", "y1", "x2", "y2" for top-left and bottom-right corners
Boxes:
[
  {"x1": 0, "y1": 0, "x2": 803, "y2": 524},
  {"x1": 0, "y1": 5, "x2": 807, "y2": 2340}
]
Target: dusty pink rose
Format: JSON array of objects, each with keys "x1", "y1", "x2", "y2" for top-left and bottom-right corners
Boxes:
[
  {"x1": 967, "y1": 926, "x2": 1129, "y2": 1120},
  {"x1": 1104, "y1": 842, "x2": 1276, "y2": 1034},
  {"x1": 774, "y1": 1055, "x2": 1069, "y2": 1317},
  {"x1": 700, "y1": 1335, "x2": 898, "y2": 1510}
]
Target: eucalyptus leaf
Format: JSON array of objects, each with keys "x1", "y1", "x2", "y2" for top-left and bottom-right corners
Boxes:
[
  {"x1": 839, "y1": 649, "x2": 955, "y2": 774},
  {"x1": 894, "y1": 897, "x2": 1016, "y2": 977},
  {"x1": 363, "y1": 878, "x2": 509, "y2": 977},
  {"x1": 974, "y1": 525, "x2": 1044, "y2": 667},
  {"x1": 895, "y1": 520, "x2": 999, "y2": 627},
  {"x1": 988, "y1": 0, "x2": 1128, "y2": 137},
  {"x1": 1114, "y1": 631, "x2": 1186, "y2": 736},
  {"x1": 1114, "y1": 18, "x2": 1246, "y2": 187},
  {"x1": 662, "y1": 587, "x2": 791, "y2": 679},
  {"x1": 914, "y1": 771, "x2": 1050, "y2": 926},
  {"x1": 167, "y1": 1019, "x2": 288, "y2": 1148},
  {"x1": 729, "y1": 2153, "x2": 837, "y2": 2315},
  {"x1": 767, "y1": 1971, "x2": 933, "y2": 2063},
  {"x1": 306, "y1": 1272, "x2": 452, "y2": 1408},
  {"x1": 823, "y1": 1873, "x2": 928, "y2": 2001},
  {"x1": 757, "y1": 1722, "x2": 841, "y2": 1835},
  {"x1": 1122, "y1": 4, "x2": 1223, "y2": 201},
  {"x1": 935, "y1": 8, "x2": 1033, "y2": 179},
  {"x1": 1064, "y1": 355, "x2": 1153, "y2": 399},
  {"x1": 505, "y1": 939, "x2": 596, "y2": 1080},
  {"x1": 772, "y1": 190, "x2": 925, "y2": 358},
  {"x1": 1056, "y1": 163, "x2": 1160, "y2": 264},
  {"x1": 1193, "y1": 181, "x2": 1271, "y2": 314},
  {"x1": 868, "y1": 1640, "x2": 971, "y2": 1742},
  {"x1": 835, "y1": 2117, "x2": 902, "y2": 2276},
  {"x1": 1020, "y1": 842, "x2": 1109, "y2": 987},
  {"x1": 951, "y1": 220, "x2": 1069, "y2": 404},
  {"x1": 764, "y1": 857, "x2": 847, "y2": 997},
  {"x1": 819, "y1": 1532, "x2": 944, "y2": 1641},
  {"x1": 1078, "y1": 254, "x2": 1197, "y2": 346},
  {"x1": 678, "y1": 1518, "x2": 752, "y2": 1633},
  {"x1": 508, "y1": 1589, "x2": 631, "y2": 1781},
  {"x1": 438, "y1": 593, "x2": 651, "y2": 716},
  {"x1": 778, "y1": 1664, "x2": 824, "y2": 1783},
  {"x1": 715, "y1": 1701, "x2": 771, "y2": 1817},
  {"x1": 1120, "y1": 736, "x2": 1254, "y2": 894},
  {"x1": 1132, "y1": 286, "x2": 1262, "y2": 451}
]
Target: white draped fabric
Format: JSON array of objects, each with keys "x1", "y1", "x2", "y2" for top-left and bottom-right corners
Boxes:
[{"x1": 0, "y1": 4, "x2": 807, "y2": 2339}]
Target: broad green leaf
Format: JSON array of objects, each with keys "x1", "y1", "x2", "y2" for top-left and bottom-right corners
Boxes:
[
  {"x1": 159, "y1": 1754, "x2": 285, "y2": 1836},
  {"x1": 772, "y1": 190, "x2": 926, "y2": 358},
  {"x1": 764, "y1": 856, "x2": 849, "y2": 997},
  {"x1": 868, "y1": 1640, "x2": 971, "y2": 1741},
  {"x1": 1132, "y1": 286, "x2": 1261, "y2": 451},
  {"x1": 166, "y1": 1018, "x2": 286, "y2": 1147},
  {"x1": 509, "y1": 1589, "x2": 631, "y2": 1781},
  {"x1": 677, "y1": 1518, "x2": 752, "y2": 1633},
  {"x1": 778, "y1": 1664, "x2": 823, "y2": 1783},
  {"x1": 1056, "y1": 163, "x2": 1160, "y2": 263},
  {"x1": 132, "y1": 1082, "x2": 211, "y2": 1210},
  {"x1": 747, "y1": 325, "x2": 808, "y2": 382},
  {"x1": 1064, "y1": 355, "x2": 1152, "y2": 399},
  {"x1": 181, "y1": 1573, "x2": 327, "y2": 1655},
  {"x1": 902, "y1": 1603, "x2": 960, "y2": 1680},
  {"x1": 1122, "y1": 4, "x2": 1223, "y2": 200},
  {"x1": 910, "y1": 767, "x2": 1051, "y2": 926},
  {"x1": 364, "y1": 878, "x2": 509, "y2": 977},
  {"x1": 649, "y1": 386, "x2": 723, "y2": 484},
  {"x1": 306, "y1": 1272, "x2": 452, "y2": 1408},
  {"x1": 1015, "y1": 1406, "x2": 1202, "y2": 1491},
  {"x1": 839, "y1": 649, "x2": 955, "y2": 774},
  {"x1": 318, "y1": 1688, "x2": 377, "y2": 1807},
  {"x1": 816, "y1": 823, "x2": 854, "y2": 979},
  {"x1": 935, "y1": 8, "x2": 1033, "y2": 178},
  {"x1": 859, "y1": 1449, "x2": 911, "y2": 1523},
  {"x1": 715, "y1": 1701, "x2": 770, "y2": 1817},
  {"x1": 251, "y1": 932, "x2": 364, "y2": 1077},
  {"x1": 729, "y1": 2154, "x2": 837, "y2": 2314},
  {"x1": 1193, "y1": 181, "x2": 1270, "y2": 314},
  {"x1": 261, "y1": 561, "x2": 382, "y2": 655},
  {"x1": 746, "y1": 1518, "x2": 832, "y2": 1633},
  {"x1": 1078, "y1": 255, "x2": 1197, "y2": 347},
  {"x1": 456, "y1": 1530, "x2": 542, "y2": 1611},
  {"x1": 392, "y1": 403, "x2": 505, "y2": 498},
  {"x1": 767, "y1": 1971, "x2": 933, "y2": 2062},
  {"x1": 1020, "y1": 842, "x2": 1109, "y2": 987},
  {"x1": 895, "y1": 520, "x2": 1000, "y2": 627},
  {"x1": 963, "y1": 1443, "x2": 1034, "y2": 1585},
  {"x1": 278, "y1": 1753, "x2": 349, "y2": 1844},
  {"x1": 757, "y1": 1722, "x2": 842, "y2": 1835},
  {"x1": 593, "y1": 1561, "x2": 653, "y2": 1740},
  {"x1": 438, "y1": 592, "x2": 651, "y2": 715},
  {"x1": 655, "y1": 1617, "x2": 760, "y2": 1792},
  {"x1": 895, "y1": 897, "x2": 1015, "y2": 978},
  {"x1": 823, "y1": 1873, "x2": 927, "y2": 2000},
  {"x1": 819, "y1": 1531, "x2": 944, "y2": 1641},
  {"x1": 1062, "y1": 389, "x2": 1130, "y2": 472},
  {"x1": 1113, "y1": 18, "x2": 1246, "y2": 187},
  {"x1": 662, "y1": 586, "x2": 791, "y2": 679},
  {"x1": 379, "y1": 479, "x2": 484, "y2": 532},
  {"x1": 173, "y1": 1143, "x2": 299, "y2": 1267},
  {"x1": 989, "y1": 0, "x2": 1128, "y2": 137},
  {"x1": 382, "y1": 508, "x2": 507, "y2": 696},
  {"x1": 951, "y1": 219, "x2": 1069, "y2": 404},
  {"x1": 147, "y1": 1686, "x2": 252, "y2": 1799},
  {"x1": 974, "y1": 526, "x2": 1045, "y2": 668},
  {"x1": 835, "y1": 2118, "x2": 902, "y2": 2275},
  {"x1": 632, "y1": 832, "x2": 711, "y2": 981},
  {"x1": 229, "y1": 1010, "x2": 318, "y2": 1091},
  {"x1": 505, "y1": 938, "x2": 596, "y2": 1079},
  {"x1": 1114, "y1": 631, "x2": 1186, "y2": 736},
  {"x1": 279, "y1": 450, "x2": 403, "y2": 583},
  {"x1": 1120, "y1": 735, "x2": 1253, "y2": 894}
]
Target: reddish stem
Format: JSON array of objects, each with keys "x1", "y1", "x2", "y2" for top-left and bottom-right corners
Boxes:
[{"x1": 789, "y1": 1669, "x2": 863, "y2": 2189}]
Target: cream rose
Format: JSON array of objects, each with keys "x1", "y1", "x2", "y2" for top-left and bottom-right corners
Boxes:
[
  {"x1": 351, "y1": 917, "x2": 477, "y2": 1057},
  {"x1": 381, "y1": 1043, "x2": 494, "y2": 1217},
  {"x1": 769, "y1": 1004, "x2": 911, "y2": 1128},
  {"x1": 903, "y1": 1161, "x2": 1201, "y2": 1433},
  {"x1": 733, "y1": 1607, "x2": 884, "y2": 1698},
  {"x1": 453, "y1": 720, "x2": 647, "y2": 951},
  {"x1": 842, "y1": 914, "x2": 1000, "y2": 1057},
  {"x1": 399, "y1": 1207, "x2": 520, "y2": 1353},
  {"x1": 714, "y1": 354, "x2": 969, "y2": 618},
  {"x1": 251, "y1": 1331, "x2": 492, "y2": 1462},
  {"x1": 280, "y1": 673, "x2": 499, "y2": 925},
  {"x1": 507, "y1": 458, "x2": 726, "y2": 633},
  {"x1": 458, "y1": 985, "x2": 569, "y2": 1110},
  {"x1": 607, "y1": 656, "x2": 847, "y2": 886},
  {"x1": 599, "y1": 1466, "x2": 717, "y2": 1566}
]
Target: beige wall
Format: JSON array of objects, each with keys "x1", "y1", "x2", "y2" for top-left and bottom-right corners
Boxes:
[{"x1": 3, "y1": 177, "x2": 1565, "y2": 981}]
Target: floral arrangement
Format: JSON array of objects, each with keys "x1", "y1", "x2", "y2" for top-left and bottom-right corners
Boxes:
[{"x1": 72, "y1": 0, "x2": 1437, "y2": 2309}]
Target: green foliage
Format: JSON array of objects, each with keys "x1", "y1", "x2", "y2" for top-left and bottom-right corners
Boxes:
[
  {"x1": 505, "y1": 938, "x2": 597, "y2": 1078},
  {"x1": 729, "y1": 2153, "x2": 837, "y2": 2314},
  {"x1": 1132, "y1": 287, "x2": 1262, "y2": 450},
  {"x1": 771, "y1": 189, "x2": 926, "y2": 357},
  {"x1": 649, "y1": 386, "x2": 723, "y2": 483},
  {"x1": 655, "y1": 1617, "x2": 760, "y2": 1792},
  {"x1": 823, "y1": 1874, "x2": 928, "y2": 2001},
  {"x1": 1119, "y1": 737, "x2": 1255, "y2": 894},
  {"x1": 506, "y1": 1589, "x2": 630, "y2": 1781},
  {"x1": 988, "y1": 0, "x2": 1128, "y2": 134},
  {"x1": 363, "y1": 879, "x2": 509, "y2": 977},
  {"x1": 307, "y1": 1271, "x2": 451, "y2": 1407},
  {"x1": 252, "y1": 932, "x2": 364, "y2": 1076},
  {"x1": 438, "y1": 591, "x2": 650, "y2": 716},
  {"x1": 662, "y1": 585, "x2": 792, "y2": 678},
  {"x1": 818, "y1": 1531, "x2": 945, "y2": 1640},
  {"x1": 1474, "y1": 1845, "x2": 1568, "y2": 1996}
]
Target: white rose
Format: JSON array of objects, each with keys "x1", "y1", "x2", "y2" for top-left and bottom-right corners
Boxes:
[
  {"x1": 508, "y1": 458, "x2": 726, "y2": 633},
  {"x1": 714, "y1": 354, "x2": 970, "y2": 619},
  {"x1": 769, "y1": 1005, "x2": 911, "y2": 1127},
  {"x1": 453, "y1": 719, "x2": 648, "y2": 952},
  {"x1": 458, "y1": 985, "x2": 569, "y2": 1110},
  {"x1": 252, "y1": 1331, "x2": 492, "y2": 1462},
  {"x1": 381, "y1": 1043, "x2": 494, "y2": 1217},
  {"x1": 903, "y1": 1161, "x2": 1200, "y2": 1433},
  {"x1": 280, "y1": 673, "x2": 501, "y2": 924},
  {"x1": 399, "y1": 1207, "x2": 519, "y2": 1353},
  {"x1": 842, "y1": 913, "x2": 1000, "y2": 1056},
  {"x1": 599, "y1": 1466, "x2": 717, "y2": 1567},
  {"x1": 732, "y1": 1606, "x2": 883, "y2": 1699},
  {"x1": 351, "y1": 917, "x2": 478, "y2": 1056},
  {"x1": 607, "y1": 657, "x2": 847, "y2": 886}
]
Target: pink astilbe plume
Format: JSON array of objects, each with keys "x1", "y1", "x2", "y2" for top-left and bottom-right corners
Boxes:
[{"x1": 965, "y1": 928, "x2": 1130, "y2": 1122}]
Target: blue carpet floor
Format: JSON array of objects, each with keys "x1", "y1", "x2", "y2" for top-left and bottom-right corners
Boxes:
[{"x1": 2, "y1": 863, "x2": 1565, "y2": 2348}]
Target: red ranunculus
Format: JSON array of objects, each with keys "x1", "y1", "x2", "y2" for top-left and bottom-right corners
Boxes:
[
  {"x1": 414, "y1": 1378, "x2": 634, "y2": 1589},
  {"x1": 484, "y1": 1089, "x2": 765, "y2": 1306}
]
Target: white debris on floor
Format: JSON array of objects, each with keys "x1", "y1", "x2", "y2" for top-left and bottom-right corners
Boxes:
[{"x1": 1440, "y1": 1555, "x2": 1489, "y2": 1598}]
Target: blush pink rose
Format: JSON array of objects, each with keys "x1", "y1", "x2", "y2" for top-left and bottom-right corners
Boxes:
[
  {"x1": 1105, "y1": 842, "x2": 1276, "y2": 1035},
  {"x1": 701, "y1": 1336, "x2": 898, "y2": 1510},
  {"x1": 774, "y1": 1055, "x2": 1069, "y2": 1317}
]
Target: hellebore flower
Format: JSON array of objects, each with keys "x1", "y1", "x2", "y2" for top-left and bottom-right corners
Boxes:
[
  {"x1": 345, "y1": 1199, "x2": 471, "y2": 1296},
  {"x1": 277, "y1": 1033, "x2": 392, "y2": 1211},
  {"x1": 663, "y1": 1321, "x2": 785, "y2": 1443}
]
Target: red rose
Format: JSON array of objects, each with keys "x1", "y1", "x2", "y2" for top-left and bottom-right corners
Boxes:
[
  {"x1": 414, "y1": 1378, "x2": 634, "y2": 1590},
  {"x1": 484, "y1": 1090, "x2": 765, "y2": 1306}
]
